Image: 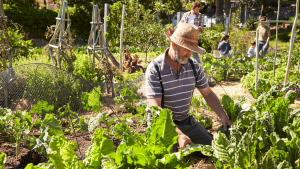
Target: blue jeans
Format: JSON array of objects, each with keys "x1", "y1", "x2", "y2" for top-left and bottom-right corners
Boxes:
[
  {"x1": 192, "y1": 52, "x2": 200, "y2": 63},
  {"x1": 258, "y1": 41, "x2": 269, "y2": 58}
]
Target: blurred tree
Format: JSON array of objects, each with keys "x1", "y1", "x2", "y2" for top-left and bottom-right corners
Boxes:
[
  {"x1": 3, "y1": 0, "x2": 39, "y2": 8},
  {"x1": 215, "y1": 0, "x2": 223, "y2": 17},
  {"x1": 225, "y1": 0, "x2": 230, "y2": 16}
]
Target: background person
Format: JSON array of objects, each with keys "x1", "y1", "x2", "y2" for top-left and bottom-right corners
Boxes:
[
  {"x1": 248, "y1": 41, "x2": 256, "y2": 58},
  {"x1": 180, "y1": 2, "x2": 204, "y2": 63},
  {"x1": 145, "y1": 22, "x2": 232, "y2": 156},
  {"x1": 257, "y1": 16, "x2": 270, "y2": 58},
  {"x1": 217, "y1": 34, "x2": 231, "y2": 58}
]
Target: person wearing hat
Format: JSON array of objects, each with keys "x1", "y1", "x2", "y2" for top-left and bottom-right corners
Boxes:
[
  {"x1": 180, "y1": 2, "x2": 203, "y2": 63},
  {"x1": 145, "y1": 22, "x2": 232, "y2": 155}
]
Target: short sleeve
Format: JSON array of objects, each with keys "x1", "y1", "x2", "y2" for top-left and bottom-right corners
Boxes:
[
  {"x1": 217, "y1": 43, "x2": 221, "y2": 51},
  {"x1": 247, "y1": 47, "x2": 251, "y2": 55},
  {"x1": 193, "y1": 60, "x2": 208, "y2": 89},
  {"x1": 145, "y1": 62, "x2": 163, "y2": 99}
]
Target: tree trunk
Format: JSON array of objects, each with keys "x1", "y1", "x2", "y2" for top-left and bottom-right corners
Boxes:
[
  {"x1": 225, "y1": 0, "x2": 230, "y2": 16},
  {"x1": 215, "y1": 0, "x2": 224, "y2": 17}
]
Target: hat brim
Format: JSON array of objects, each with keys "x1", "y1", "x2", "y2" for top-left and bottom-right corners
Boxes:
[{"x1": 165, "y1": 31, "x2": 206, "y2": 54}]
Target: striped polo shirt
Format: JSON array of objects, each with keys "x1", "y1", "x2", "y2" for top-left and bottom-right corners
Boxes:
[{"x1": 145, "y1": 48, "x2": 208, "y2": 121}]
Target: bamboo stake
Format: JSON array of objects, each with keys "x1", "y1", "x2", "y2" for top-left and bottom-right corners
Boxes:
[
  {"x1": 273, "y1": 0, "x2": 280, "y2": 77},
  {"x1": 119, "y1": 5, "x2": 125, "y2": 72},
  {"x1": 255, "y1": 26, "x2": 259, "y2": 92},
  {"x1": 284, "y1": 0, "x2": 299, "y2": 85}
]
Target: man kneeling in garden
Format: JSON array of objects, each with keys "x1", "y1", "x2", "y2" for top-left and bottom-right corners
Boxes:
[{"x1": 145, "y1": 22, "x2": 232, "y2": 155}]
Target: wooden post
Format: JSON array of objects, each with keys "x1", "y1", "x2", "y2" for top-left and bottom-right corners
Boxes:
[
  {"x1": 104, "y1": 3, "x2": 110, "y2": 48},
  {"x1": 245, "y1": 5, "x2": 247, "y2": 24},
  {"x1": 255, "y1": 27, "x2": 259, "y2": 92},
  {"x1": 119, "y1": 5, "x2": 125, "y2": 72},
  {"x1": 177, "y1": 12, "x2": 182, "y2": 25},
  {"x1": 57, "y1": 1, "x2": 66, "y2": 68},
  {"x1": 273, "y1": 0, "x2": 280, "y2": 77},
  {"x1": 284, "y1": 0, "x2": 299, "y2": 85}
]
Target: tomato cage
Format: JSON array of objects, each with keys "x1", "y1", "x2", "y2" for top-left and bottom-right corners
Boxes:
[{"x1": 0, "y1": 63, "x2": 144, "y2": 112}]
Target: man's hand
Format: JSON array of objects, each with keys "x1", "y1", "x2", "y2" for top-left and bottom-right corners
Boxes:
[
  {"x1": 178, "y1": 134, "x2": 193, "y2": 150},
  {"x1": 264, "y1": 45, "x2": 268, "y2": 49},
  {"x1": 221, "y1": 116, "x2": 232, "y2": 130}
]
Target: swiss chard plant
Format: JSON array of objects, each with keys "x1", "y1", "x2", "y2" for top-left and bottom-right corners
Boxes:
[
  {"x1": 88, "y1": 112, "x2": 117, "y2": 135},
  {"x1": 1, "y1": 109, "x2": 32, "y2": 158},
  {"x1": 102, "y1": 108, "x2": 212, "y2": 168}
]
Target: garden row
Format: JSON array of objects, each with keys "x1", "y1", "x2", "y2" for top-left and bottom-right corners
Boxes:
[
  {"x1": 1, "y1": 79, "x2": 300, "y2": 168},
  {"x1": 0, "y1": 87, "x2": 213, "y2": 168}
]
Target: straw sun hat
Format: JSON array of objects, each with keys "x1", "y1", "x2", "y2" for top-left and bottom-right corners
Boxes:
[{"x1": 165, "y1": 22, "x2": 206, "y2": 54}]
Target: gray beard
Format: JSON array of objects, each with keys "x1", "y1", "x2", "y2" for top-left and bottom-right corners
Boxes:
[{"x1": 174, "y1": 46, "x2": 188, "y2": 64}]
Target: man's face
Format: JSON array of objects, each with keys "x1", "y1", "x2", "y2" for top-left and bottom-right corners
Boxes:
[
  {"x1": 173, "y1": 44, "x2": 193, "y2": 64},
  {"x1": 193, "y1": 7, "x2": 200, "y2": 14}
]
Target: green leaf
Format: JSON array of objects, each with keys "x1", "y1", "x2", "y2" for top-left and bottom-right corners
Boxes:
[
  {"x1": 277, "y1": 160, "x2": 292, "y2": 169},
  {"x1": 41, "y1": 114, "x2": 63, "y2": 136},
  {"x1": 196, "y1": 114, "x2": 213, "y2": 130},
  {"x1": 87, "y1": 86, "x2": 103, "y2": 113},
  {"x1": 149, "y1": 109, "x2": 178, "y2": 151},
  {"x1": 248, "y1": 88, "x2": 258, "y2": 99},
  {"x1": 84, "y1": 129, "x2": 115, "y2": 169},
  {"x1": 88, "y1": 112, "x2": 109, "y2": 132},
  {"x1": 0, "y1": 152, "x2": 6, "y2": 169},
  {"x1": 30, "y1": 101, "x2": 54, "y2": 120},
  {"x1": 261, "y1": 148, "x2": 277, "y2": 169},
  {"x1": 24, "y1": 163, "x2": 47, "y2": 169},
  {"x1": 46, "y1": 136, "x2": 84, "y2": 169},
  {"x1": 132, "y1": 148, "x2": 155, "y2": 167},
  {"x1": 212, "y1": 132, "x2": 234, "y2": 167},
  {"x1": 285, "y1": 90, "x2": 297, "y2": 104}
]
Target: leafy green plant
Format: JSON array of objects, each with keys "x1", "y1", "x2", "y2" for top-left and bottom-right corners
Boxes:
[
  {"x1": 103, "y1": 108, "x2": 211, "y2": 168},
  {"x1": 119, "y1": 113, "x2": 133, "y2": 124},
  {"x1": 245, "y1": 16, "x2": 257, "y2": 30},
  {"x1": 83, "y1": 129, "x2": 115, "y2": 168},
  {"x1": 221, "y1": 95, "x2": 246, "y2": 122},
  {"x1": 115, "y1": 88, "x2": 139, "y2": 113},
  {"x1": 134, "y1": 114, "x2": 146, "y2": 133},
  {"x1": 196, "y1": 114, "x2": 213, "y2": 130},
  {"x1": 88, "y1": 112, "x2": 117, "y2": 135},
  {"x1": 58, "y1": 104, "x2": 88, "y2": 134},
  {"x1": 81, "y1": 86, "x2": 103, "y2": 115},
  {"x1": 1, "y1": 110, "x2": 32, "y2": 158},
  {"x1": 45, "y1": 135, "x2": 86, "y2": 168},
  {"x1": 0, "y1": 152, "x2": 6, "y2": 169}
]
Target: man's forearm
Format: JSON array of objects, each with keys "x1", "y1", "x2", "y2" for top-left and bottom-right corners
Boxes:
[
  {"x1": 203, "y1": 91, "x2": 228, "y2": 119},
  {"x1": 266, "y1": 37, "x2": 270, "y2": 45}
]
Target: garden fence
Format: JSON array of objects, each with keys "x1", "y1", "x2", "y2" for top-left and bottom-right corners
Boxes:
[{"x1": 0, "y1": 63, "x2": 144, "y2": 112}]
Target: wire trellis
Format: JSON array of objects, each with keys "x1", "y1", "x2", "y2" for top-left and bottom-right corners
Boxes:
[{"x1": 0, "y1": 63, "x2": 144, "y2": 112}]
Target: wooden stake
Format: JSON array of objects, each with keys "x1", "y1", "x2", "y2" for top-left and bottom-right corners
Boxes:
[
  {"x1": 119, "y1": 5, "x2": 125, "y2": 72},
  {"x1": 284, "y1": 0, "x2": 299, "y2": 85},
  {"x1": 255, "y1": 27, "x2": 259, "y2": 92},
  {"x1": 273, "y1": 0, "x2": 280, "y2": 77}
]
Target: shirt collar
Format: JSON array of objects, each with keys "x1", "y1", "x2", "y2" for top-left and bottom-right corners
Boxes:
[{"x1": 188, "y1": 11, "x2": 199, "y2": 17}]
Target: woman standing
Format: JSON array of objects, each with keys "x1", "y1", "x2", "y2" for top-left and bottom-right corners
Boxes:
[
  {"x1": 180, "y1": 2, "x2": 204, "y2": 63},
  {"x1": 257, "y1": 17, "x2": 271, "y2": 58},
  {"x1": 217, "y1": 34, "x2": 231, "y2": 58}
]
